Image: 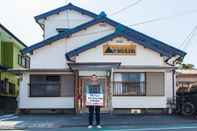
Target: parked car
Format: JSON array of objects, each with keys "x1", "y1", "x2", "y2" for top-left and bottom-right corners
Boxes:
[{"x1": 176, "y1": 83, "x2": 197, "y2": 116}]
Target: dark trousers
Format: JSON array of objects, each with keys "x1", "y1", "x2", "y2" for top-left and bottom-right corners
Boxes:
[{"x1": 88, "y1": 106, "x2": 100, "y2": 125}]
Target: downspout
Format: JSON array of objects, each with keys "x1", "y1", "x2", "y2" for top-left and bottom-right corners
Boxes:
[
  {"x1": 171, "y1": 56, "x2": 182, "y2": 103},
  {"x1": 65, "y1": 54, "x2": 75, "y2": 71},
  {"x1": 172, "y1": 69, "x2": 175, "y2": 102},
  {"x1": 65, "y1": 54, "x2": 79, "y2": 113},
  {"x1": 165, "y1": 55, "x2": 178, "y2": 112},
  {"x1": 165, "y1": 55, "x2": 182, "y2": 101}
]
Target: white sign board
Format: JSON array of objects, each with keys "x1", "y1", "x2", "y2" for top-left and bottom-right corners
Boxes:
[{"x1": 86, "y1": 93, "x2": 104, "y2": 106}]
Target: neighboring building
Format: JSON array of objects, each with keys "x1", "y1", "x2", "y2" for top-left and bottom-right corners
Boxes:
[
  {"x1": 0, "y1": 23, "x2": 29, "y2": 97},
  {"x1": 176, "y1": 69, "x2": 197, "y2": 92},
  {"x1": 19, "y1": 3, "x2": 186, "y2": 114}
]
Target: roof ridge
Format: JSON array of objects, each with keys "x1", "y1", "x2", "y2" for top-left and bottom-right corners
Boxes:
[{"x1": 35, "y1": 3, "x2": 98, "y2": 21}]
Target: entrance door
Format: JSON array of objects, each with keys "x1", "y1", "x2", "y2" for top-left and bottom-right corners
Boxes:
[{"x1": 79, "y1": 77, "x2": 110, "y2": 113}]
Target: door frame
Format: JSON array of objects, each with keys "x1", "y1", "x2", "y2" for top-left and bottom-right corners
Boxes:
[{"x1": 78, "y1": 76, "x2": 110, "y2": 113}]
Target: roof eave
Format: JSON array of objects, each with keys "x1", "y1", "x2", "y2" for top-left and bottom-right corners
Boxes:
[
  {"x1": 35, "y1": 3, "x2": 97, "y2": 22},
  {"x1": 23, "y1": 17, "x2": 105, "y2": 54},
  {"x1": 65, "y1": 31, "x2": 174, "y2": 60},
  {"x1": 0, "y1": 23, "x2": 27, "y2": 48}
]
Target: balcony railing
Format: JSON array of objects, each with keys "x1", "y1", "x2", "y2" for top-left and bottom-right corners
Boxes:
[{"x1": 113, "y1": 81, "x2": 146, "y2": 96}]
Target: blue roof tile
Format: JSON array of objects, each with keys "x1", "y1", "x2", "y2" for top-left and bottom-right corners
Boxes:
[
  {"x1": 35, "y1": 3, "x2": 97, "y2": 21},
  {"x1": 65, "y1": 31, "x2": 178, "y2": 60},
  {"x1": 24, "y1": 3, "x2": 186, "y2": 59}
]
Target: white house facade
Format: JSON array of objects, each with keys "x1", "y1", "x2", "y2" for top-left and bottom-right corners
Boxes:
[{"x1": 19, "y1": 3, "x2": 186, "y2": 114}]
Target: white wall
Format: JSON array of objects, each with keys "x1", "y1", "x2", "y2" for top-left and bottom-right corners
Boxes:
[
  {"x1": 30, "y1": 23, "x2": 115, "y2": 69},
  {"x1": 43, "y1": 10, "x2": 93, "y2": 39},
  {"x1": 18, "y1": 73, "x2": 74, "y2": 109},
  {"x1": 112, "y1": 97, "x2": 167, "y2": 108},
  {"x1": 76, "y1": 37, "x2": 165, "y2": 66},
  {"x1": 30, "y1": 39, "x2": 68, "y2": 69},
  {"x1": 65, "y1": 23, "x2": 115, "y2": 52}
]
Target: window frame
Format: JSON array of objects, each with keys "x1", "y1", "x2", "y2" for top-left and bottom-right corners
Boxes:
[
  {"x1": 18, "y1": 54, "x2": 30, "y2": 68},
  {"x1": 29, "y1": 75, "x2": 61, "y2": 97},
  {"x1": 113, "y1": 72, "x2": 146, "y2": 96}
]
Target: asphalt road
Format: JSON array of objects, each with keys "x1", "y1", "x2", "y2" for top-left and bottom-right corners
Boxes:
[
  {"x1": 8, "y1": 125, "x2": 197, "y2": 131},
  {"x1": 1, "y1": 114, "x2": 197, "y2": 131}
]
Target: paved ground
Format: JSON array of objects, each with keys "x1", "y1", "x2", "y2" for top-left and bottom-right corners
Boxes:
[
  {"x1": 6, "y1": 126, "x2": 197, "y2": 131},
  {"x1": 0, "y1": 114, "x2": 197, "y2": 130}
]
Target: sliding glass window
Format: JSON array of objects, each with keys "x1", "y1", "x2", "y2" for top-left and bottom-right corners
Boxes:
[
  {"x1": 113, "y1": 73, "x2": 146, "y2": 96},
  {"x1": 30, "y1": 75, "x2": 61, "y2": 97}
]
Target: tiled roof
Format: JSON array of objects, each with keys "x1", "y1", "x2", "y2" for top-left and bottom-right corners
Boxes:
[
  {"x1": 35, "y1": 3, "x2": 97, "y2": 21},
  {"x1": 177, "y1": 69, "x2": 197, "y2": 75},
  {"x1": 23, "y1": 3, "x2": 186, "y2": 59},
  {"x1": 65, "y1": 29, "x2": 186, "y2": 60}
]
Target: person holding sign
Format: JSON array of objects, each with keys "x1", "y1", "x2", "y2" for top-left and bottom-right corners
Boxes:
[{"x1": 86, "y1": 74, "x2": 103, "y2": 129}]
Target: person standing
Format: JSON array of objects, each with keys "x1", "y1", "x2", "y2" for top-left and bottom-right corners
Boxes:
[{"x1": 87, "y1": 74, "x2": 102, "y2": 129}]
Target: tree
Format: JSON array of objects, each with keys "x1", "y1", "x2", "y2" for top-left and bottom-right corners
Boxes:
[{"x1": 179, "y1": 63, "x2": 195, "y2": 69}]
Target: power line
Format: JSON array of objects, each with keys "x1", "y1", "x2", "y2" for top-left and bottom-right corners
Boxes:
[
  {"x1": 179, "y1": 25, "x2": 197, "y2": 49},
  {"x1": 56, "y1": 9, "x2": 197, "y2": 39},
  {"x1": 65, "y1": 0, "x2": 69, "y2": 4},
  {"x1": 110, "y1": 0, "x2": 143, "y2": 16},
  {"x1": 181, "y1": 25, "x2": 197, "y2": 50},
  {"x1": 128, "y1": 9, "x2": 197, "y2": 26}
]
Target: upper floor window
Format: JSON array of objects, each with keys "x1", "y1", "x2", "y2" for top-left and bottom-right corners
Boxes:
[{"x1": 18, "y1": 55, "x2": 30, "y2": 68}]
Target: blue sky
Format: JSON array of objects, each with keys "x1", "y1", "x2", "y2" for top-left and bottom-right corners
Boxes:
[{"x1": 0, "y1": 0, "x2": 197, "y2": 66}]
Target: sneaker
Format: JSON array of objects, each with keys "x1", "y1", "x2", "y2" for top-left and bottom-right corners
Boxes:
[
  {"x1": 88, "y1": 125, "x2": 93, "y2": 128},
  {"x1": 97, "y1": 125, "x2": 102, "y2": 128}
]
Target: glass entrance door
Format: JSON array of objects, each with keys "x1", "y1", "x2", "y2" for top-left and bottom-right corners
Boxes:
[{"x1": 79, "y1": 77, "x2": 110, "y2": 113}]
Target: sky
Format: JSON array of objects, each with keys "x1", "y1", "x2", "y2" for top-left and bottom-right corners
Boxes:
[{"x1": 0, "y1": 0, "x2": 197, "y2": 67}]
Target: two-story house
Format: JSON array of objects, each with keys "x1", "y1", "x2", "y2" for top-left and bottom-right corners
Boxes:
[
  {"x1": 19, "y1": 3, "x2": 186, "y2": 114},
  {"x1": 0, "y1": 23, "x2": 29, "y2": 97}
]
